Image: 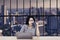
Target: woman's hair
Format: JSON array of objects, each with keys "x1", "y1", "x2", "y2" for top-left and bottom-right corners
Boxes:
[{"x1": 26, "y1": 15, "x2": 35, "y2": 25}]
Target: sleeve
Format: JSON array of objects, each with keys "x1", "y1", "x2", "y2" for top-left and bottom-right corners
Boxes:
[
  {"x1": 20, "y1": 25, "x2": 27, "y2": 32},
  {"x1": 20, "y1": 25, "x2": 25, "y2": 32}
]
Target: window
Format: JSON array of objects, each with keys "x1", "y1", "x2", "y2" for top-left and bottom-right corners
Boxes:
[{"x1": 0, "y1": 0, "x2": 59, "y2": 36}]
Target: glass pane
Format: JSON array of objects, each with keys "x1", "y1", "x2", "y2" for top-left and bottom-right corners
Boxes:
[
  {"x1": 58, "y1": 0, "x2": 60, "y2": 8},
  {"x1": 44, "y1": 0, "x2": 50, "y2": 15},
  {"x1": 38, "y1": 0, "x2": 43, "y2": 15},
  {"x1": 18, "y1": 0, "x2": 23, "y2": 15},
  {"x1": 24, "y1": 0, "x2": 30, "y2": 15},
  {"x1": 11, "y1": 0, "x2": 16, "y2": 15},
  {"x1": 0, "y1": 0, "x2": 3, "y2": 15},
  {"x1": 31, "y1": 0, "x2": 36, "y2": 15}
]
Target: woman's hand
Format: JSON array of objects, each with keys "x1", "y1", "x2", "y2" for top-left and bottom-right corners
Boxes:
[
  {"x1": 36, "y1": 22, "x2": 40, "y2": 36},
  {"x1": 36, "y1": 20, "x2": 46, "y2": 36},
  {"x1": 36, "y1": 21, "x2": 44, "y2": 27}
]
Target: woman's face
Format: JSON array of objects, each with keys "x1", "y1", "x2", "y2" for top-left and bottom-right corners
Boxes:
[{"x1": 29, "y1": 18, "x2": 34, "y2": 25}]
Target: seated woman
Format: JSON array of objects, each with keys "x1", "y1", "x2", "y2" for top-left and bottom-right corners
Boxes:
[{"x1": 20, "y1": 16, "x2": 40, "y2": 36}]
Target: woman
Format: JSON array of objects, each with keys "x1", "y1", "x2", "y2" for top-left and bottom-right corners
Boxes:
[{"x1": 20, "y1": 16, "x2": 40, "y2": 36}]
